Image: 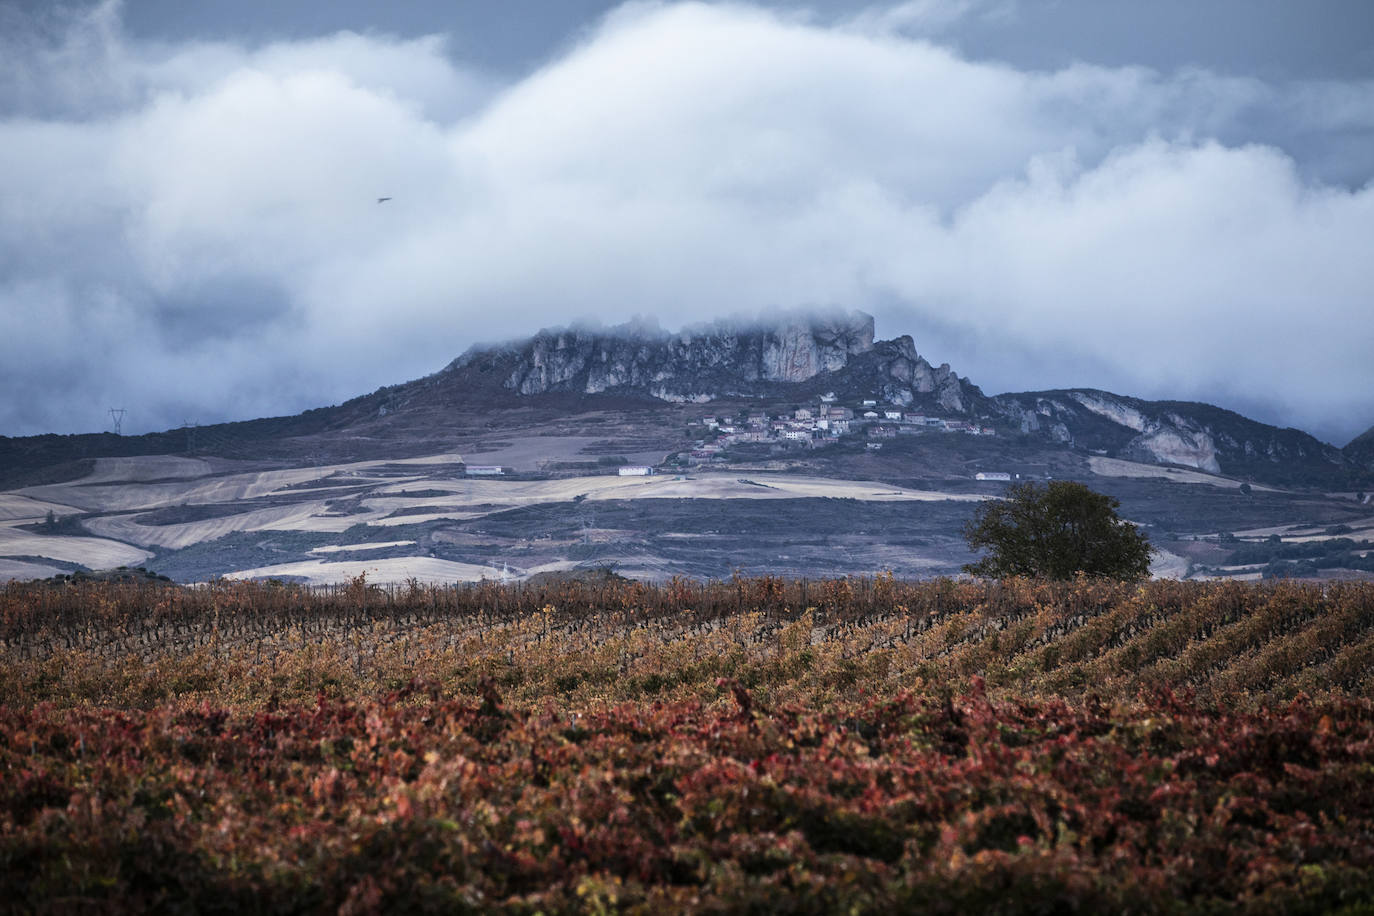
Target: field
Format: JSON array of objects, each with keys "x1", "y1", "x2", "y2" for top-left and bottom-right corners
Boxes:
[
  {"x1": 1, "y1": 450, "x2": 1000, "y2": 583},
  {"x1": 4, "y1": 422, "x2": 1373, "y2": 584},
  {"x1": 3, "y1": 576, "x2": 1374, "y2": 912}
]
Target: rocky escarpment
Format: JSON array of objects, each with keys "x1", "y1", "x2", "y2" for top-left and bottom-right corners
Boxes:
[
  {"x1": 826, "y1": 334, "x2": 981, "y2": 413},
  {"x1": 996, "y1": 389, "x2": 1353, "y2": 486},
  {"x1": 444, "y1": 310, "x2": 987, "y2": 413},
  {"x1": 456, "y1": 311, "x2": 873, "y2": 398}
]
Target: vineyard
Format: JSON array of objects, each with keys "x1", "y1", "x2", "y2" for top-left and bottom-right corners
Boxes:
[{"x1": 3, "y1": 576, "x2": 1374, "y2": 912}]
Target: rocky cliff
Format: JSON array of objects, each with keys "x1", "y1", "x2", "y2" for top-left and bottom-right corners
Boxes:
[
  {"x1": 444, "y1": 310, "x2": 987, "y2": 413},
  {"x1": 995, "y1": 389, "x2": 1353, "y2": 486}
]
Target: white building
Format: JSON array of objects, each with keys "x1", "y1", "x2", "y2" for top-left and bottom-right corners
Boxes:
[
  {"x1": 618, "y1": 466, "x2": 655, "y2": 476},
  {"x1": 975, "y1": 472, "x2": 1012, "y2": 481},
  {"x1": 466, "y1": 465, "x2": 505, "y2": 476}
]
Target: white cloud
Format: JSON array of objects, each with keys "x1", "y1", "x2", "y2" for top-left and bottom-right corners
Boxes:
[
  {"x1": 0, "y1": 1, "x2": 1371, "y2": 443},
  {"x1": 845, "y1": 0, "x2": 1020, "y2": 36}
]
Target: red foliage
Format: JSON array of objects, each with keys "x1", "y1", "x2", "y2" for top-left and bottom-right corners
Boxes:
[{"x1": 3, "y1": 689, "x2": 1373, "y2": 912}]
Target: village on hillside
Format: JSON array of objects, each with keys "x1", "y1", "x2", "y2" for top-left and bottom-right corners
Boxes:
[
  {"x1": 671, "y1": 394, "x2": 998, "y2": 470},
  {"x1": 456, "y1": 395, "x2": 1006, "y2": 479}
]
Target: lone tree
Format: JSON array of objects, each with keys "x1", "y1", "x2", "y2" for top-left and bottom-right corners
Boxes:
[{"x1": 963, "y1": 481, "x2": 1153, "y2": 580}]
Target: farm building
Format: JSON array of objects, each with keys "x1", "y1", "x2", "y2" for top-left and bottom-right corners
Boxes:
[
  {"x1": 975, "y1": 472, "x2": 1012, "y2": 481},
  {"x1": 618, "y1": 466, "x2": 655, "y2": 476},
  {"x1": 465, "y1": 465, "x2": 505, "y2": 476}
]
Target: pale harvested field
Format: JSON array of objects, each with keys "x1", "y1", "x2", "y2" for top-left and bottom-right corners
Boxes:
[
  {"x1": 0, "y1": 559, "x2": 68, "y2": 581},
  {"x1": 79, "y1": 501, "x2": 366, "y2": 550},
  {"x1": 1087, "y1": 456, "x2": 1274, "y2": 490},
  {"x1": 0, "y1": 527, "x2": 152, "y2": 569},
  {"x1": 15, "y1": 454, "x2": 461, "y2": 513},
  {"x1": 0, "y1": 495, "x2": 82, "y2": 522},
  {"x1": 369, "y1": 511, "x2": 497, "y2": 528},
  {"x1": 4, "y1": 449, "x2": 991, "y2": 577},
  {"x1": 1232, "y1": 517, "x2": 1374, "y2": 541},
  {"x1": 74, "y1": 455, "x2": 218, "y2": 484},
  {"x1": 1148, "y1": 548, "x2": 1190, "y2": 579},
  {"x1": 378, "y1": 473, "x2": 983, "y2": 506},
  {"x1": 224, "y1": 556, "x2": 506, "y2": 585},
  {"x1": 2, "y1": 448, "x2": 987, "y2": 581},
  {"x1": 310, "y1": 541, "x2": 417, "y2": 554},
  {"x1": 363, "y1": 475, "x2": 982, "y2": 528},
  {"x1": 18, "y1": 470, "x2": 322, "y2": 513}
]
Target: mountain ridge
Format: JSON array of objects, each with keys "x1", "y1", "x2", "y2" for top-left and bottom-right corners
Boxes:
[
  {"x1": 428, "y1": 310, "x2": 1365, "y2": 486},
  {"x1": 1, "y1": 310, "x2": 1370, "y2": 490},
  {"x1": 442, "y1": 309, "x2": 987, "y2": 416}
]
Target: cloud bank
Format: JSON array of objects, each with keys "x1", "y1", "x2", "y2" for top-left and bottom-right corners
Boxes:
[{"x1": 2, "y1": 1, "x2": 1372, "y2": 443}]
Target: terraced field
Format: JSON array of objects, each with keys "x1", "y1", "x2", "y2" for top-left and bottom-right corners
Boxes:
[
  {"x1": 0, "y1": 451, "x2": 987, "y2": 583},
  {"x1": 3, "y1": 440, "x2": 1372, "y2": 584}
]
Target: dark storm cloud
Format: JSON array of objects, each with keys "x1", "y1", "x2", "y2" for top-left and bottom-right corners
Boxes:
[{"x1": 1, "y1": 0, "x2": 1372, "y2": 444}]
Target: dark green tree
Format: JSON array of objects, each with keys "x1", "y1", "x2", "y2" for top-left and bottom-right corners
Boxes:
[{"x1": 962, "y1": 481, "x2": 1153, "y2": 580}]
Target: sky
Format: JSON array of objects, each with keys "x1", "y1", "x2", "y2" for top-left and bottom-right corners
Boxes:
[{"x1": 2, "y1": 0, "x2": 1372, "y2": 446}]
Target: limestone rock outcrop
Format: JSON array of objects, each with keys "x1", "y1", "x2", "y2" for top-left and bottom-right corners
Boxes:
[
  {"x1": 446, "y1": 310, "x2": 984, "y2": 411},
  {"x1": 495, "y1": 311, "x2": 876, "y2": 397},
  {"x1": 993, "y1": 389, "x2": 1346, "y2": 481}
]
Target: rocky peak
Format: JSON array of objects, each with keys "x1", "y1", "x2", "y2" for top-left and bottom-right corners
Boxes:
[
  {"x1": 441, "y1": 308, "x2": 990, "y2": 416},
  {"x1": 450, "y1": 310, "x2": 877, "y2": 396}
]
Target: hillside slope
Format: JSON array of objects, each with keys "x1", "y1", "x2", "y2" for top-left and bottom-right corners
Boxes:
[
  {"x1": 2, "y1": 311, "x2": 1367, "y2": 493},
  {"x1": 995, "y1": 388, "x2": 1356, "y2": 487}
]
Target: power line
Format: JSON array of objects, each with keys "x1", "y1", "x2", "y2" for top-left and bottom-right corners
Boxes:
[{"x1": 109, "y1": 407, "x2": 126, "y2": 436}]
